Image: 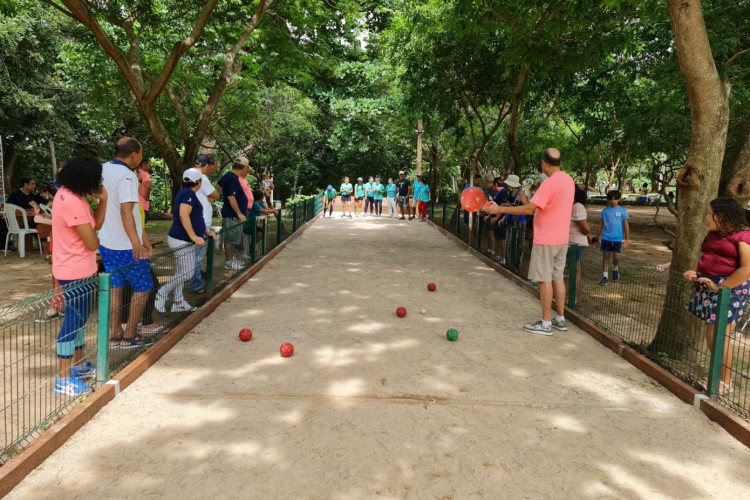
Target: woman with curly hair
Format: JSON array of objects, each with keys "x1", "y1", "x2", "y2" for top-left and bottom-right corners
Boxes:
[
  {"x1": 51, "y1": 156, "x2": 108, "y2": 396},
  {"x1": 684, "y1": 197, "x2": 750, "y2": 392}
]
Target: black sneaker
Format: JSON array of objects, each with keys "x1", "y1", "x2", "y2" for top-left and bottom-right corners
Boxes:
[
  {"x1": 116, "y1": 335, "x2": 156, "y2": 349},
  {"x1": 612, "y1": 268, "x2": 620, "y2": 281},
  {"x1": 600, "y1": 276, "x2": 609, "y2": 286}
]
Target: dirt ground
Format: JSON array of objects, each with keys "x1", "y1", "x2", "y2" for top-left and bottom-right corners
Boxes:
[{"x1": 7, "y1": 211, "x2": 749, "y2": 499}]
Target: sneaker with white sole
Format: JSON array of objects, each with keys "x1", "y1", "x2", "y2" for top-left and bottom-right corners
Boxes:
[
  {"x1": 225, "y1": 260, "x2": 243, "y2": 271},
  {"x1": 55, "y1": 376, "x2": 92, "y2": 396},
  {"x1": 612, "y1": 268, "x2": 620, "y2": 281},
  {"x1": 551, "y1": 317, "x2": 568, "y2": 331},
  {"x1": 171, "y1": 301, "x2": 196, "y2": 313},
  {"x1": 523, "y1": 321, "x2": 553, "y2": 336},
  {"x1": 70, "y1": 361, "x2": 96, "y2": 380},
  {"x1": 154, "y1": 292, "x2": 167, "y2": 313}
]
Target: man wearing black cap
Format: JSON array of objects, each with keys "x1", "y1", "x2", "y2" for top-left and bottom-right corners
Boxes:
[{"x1": 189, "y1": 154, "x2": 220, "y2": 293}]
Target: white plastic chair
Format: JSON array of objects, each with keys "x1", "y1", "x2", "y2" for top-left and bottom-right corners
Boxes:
[
  {"x1": 39, "y1": 203, "x2": 52, "y2": 215},
  {"x1": 3, "y1": 203, "x2": 42, "y2": 258}
]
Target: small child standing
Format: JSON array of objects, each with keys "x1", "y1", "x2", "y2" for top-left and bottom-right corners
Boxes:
[{"x1": 597, "y1": 190, "x2": 630, "y2": 286}]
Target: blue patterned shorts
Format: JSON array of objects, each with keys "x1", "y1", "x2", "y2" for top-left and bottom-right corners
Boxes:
[
  {"x1": 686, "y1": 274, "x2": 750, "y2": 324},
  {"x1": 99, "y1": 246, "x2": 154, "y2": 292}
]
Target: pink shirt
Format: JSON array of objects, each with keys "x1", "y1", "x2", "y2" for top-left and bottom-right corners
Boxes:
[
  {"x1": 697, "y1": 230, "x2": 750, "y2": 277},
  {"x1": 51, "y1": 187, "x2": 97, "y2": 281},
  {"x1": 138, "y1": 169, "x2": 151, "y2": 211},
  {"x1": 530, "y1": 171, "x2": 574, "y2": 246},
  {"x1": 238, "y1": 176, "x2": 254, "y2": 209}
]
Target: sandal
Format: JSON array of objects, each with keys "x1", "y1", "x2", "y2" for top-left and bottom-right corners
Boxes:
[{"x1": 114, "y1": 335, "x2": 156, "y2": 350}]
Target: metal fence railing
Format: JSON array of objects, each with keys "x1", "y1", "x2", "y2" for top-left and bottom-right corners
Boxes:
[
  {"x1": 430, "y1": 200, "x2": 750, "y2": 422},
  {"x1": 1, "y1": 195, "x2": 323, "y2": 463}
]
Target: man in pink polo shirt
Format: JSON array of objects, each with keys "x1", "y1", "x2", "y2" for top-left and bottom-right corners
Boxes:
[{"x1": 484, "y1": 148, "x2": 574, "y2": 336}]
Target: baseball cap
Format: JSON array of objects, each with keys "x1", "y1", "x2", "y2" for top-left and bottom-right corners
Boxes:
[
  {"x1": 357, "y1": 177, "x2": 363, "y2": 181},
  {"x1": 183, "y1": 168, "x2": 202, "y2": 183},
  {"x1": 327, "y1": 185, "x2": 333, "y2": 190},
  {"x1": 416, "y1": 173, "x2": 423, "y2": 177},
  {"x1": 233, "y1": 156, "x2": 250, "y2": 168},
  {"x1": 195, "y1": 153, "x2": 215, "y2": 166},
  {"x1": 398, "y1": 170, "x2": 405, "y2": 175}
]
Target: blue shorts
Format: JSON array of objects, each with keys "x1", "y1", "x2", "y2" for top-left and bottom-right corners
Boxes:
[
  {"x1": 99, "y1": 246, "x2": 154, "y2": 292},
  {"x1": 600, "y1": 240, "x2": 622, "y2": 253}
]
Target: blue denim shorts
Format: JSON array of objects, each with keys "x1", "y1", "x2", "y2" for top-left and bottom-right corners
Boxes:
[{"x1": 99, "y1": 246, "x2": 154, "y2": 292}]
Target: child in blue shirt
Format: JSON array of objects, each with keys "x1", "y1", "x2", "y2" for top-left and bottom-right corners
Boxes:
[
  {"x1": 417, "y1": 179, "x2": 430, "y2": 221},
  {"x1": 597, "y1": 190, "x2": 630, "y2": 286}
]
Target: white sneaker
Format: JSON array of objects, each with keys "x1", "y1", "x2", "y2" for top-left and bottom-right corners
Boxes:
[
  {"x1": 171, "y1": 301, "x2": 196, "y2": 313},
  {"x1": 154, "y1": 292, "x2": 167, "y2": 313},
  {"x1": 551, "y1": 317, "x2": 568, "y2": 331},
  {"x1": 225, "y1": 260, "x2": 243, "y2": 270}
]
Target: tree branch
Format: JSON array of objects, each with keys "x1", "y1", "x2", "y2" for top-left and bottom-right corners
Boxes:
[
  {"x1": 143, "y1": 0, "x2": 220, "y2": 106},
  {"x1": 724, "y1": 48, "x2": 749, "y2": 69}
]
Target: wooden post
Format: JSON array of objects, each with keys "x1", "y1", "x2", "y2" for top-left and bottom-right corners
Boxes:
[
  {"x1": 49, "y1": 140, "x2": 57, "y2": 178},
  {"x1": 416, "y1": 119, "x2": 423, "y2": 175}
]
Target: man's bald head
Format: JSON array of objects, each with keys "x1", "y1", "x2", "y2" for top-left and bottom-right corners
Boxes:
[{"x1": 541, "y1": 148, "x2": 561, "y2": 167}]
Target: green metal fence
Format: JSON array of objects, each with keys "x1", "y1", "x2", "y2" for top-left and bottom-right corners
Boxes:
[
  {"x1": 0, "y1": 195, "x2": 323, "y2": 463},
  {"x1": 431, "y1": 200, "x2": 750, "y2": 422}
]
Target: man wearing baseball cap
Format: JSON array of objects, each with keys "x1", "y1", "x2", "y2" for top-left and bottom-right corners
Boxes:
[
  {"x1": 217, "y1": 157, "x2": 250, "y2": 270},
  {"x1": 189, "y1": 154, "x2": 220, "y2": 293}
]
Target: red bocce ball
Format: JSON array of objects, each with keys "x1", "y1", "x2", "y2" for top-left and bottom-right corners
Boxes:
[
  {"x1": 396, "y1": 307, "x2": 407, "y2": 318},
  {"x1": 239, "y1": 329, "x2": 253, "y2": 342},
  {"x1": 427, "y1": 282, "x2": 437, "y2": 292},
  {"x1": 280, "y1": 342, "x2": 294, "y2": 357}
]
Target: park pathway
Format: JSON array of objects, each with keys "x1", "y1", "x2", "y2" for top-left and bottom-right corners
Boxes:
[{"x1": 7, "y1": 213, "x2": 750, "y2": 499}]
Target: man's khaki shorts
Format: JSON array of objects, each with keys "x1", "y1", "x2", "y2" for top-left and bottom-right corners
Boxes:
[{"x1": 528, "y1": 244, "x2": 568, "y2": 282}]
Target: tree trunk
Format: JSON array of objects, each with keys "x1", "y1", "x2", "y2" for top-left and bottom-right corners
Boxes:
[
  {"x1": 651, "y1": 0, "x2": 730, "y2": 356},
  {"x1": 2, "y1": 144, "x2": 17, "y2": 195},
  {"x1": 721, "y1": 119, "x2": 750, "y2": 205}
]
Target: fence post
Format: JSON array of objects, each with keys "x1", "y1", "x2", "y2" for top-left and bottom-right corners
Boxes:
[
  {"x1": 475, "y1": 215, "x2": 483, "y2": 251},
  {"x1": 262, "y1": 217, "x2": 268, "y2": 255},
  {"x1": 707, "y1": 287, "x2": 731, "y2": 397},
  {"x1": 429, "y1": 201, "x2": 434, "y2": 221},
  {"x1": 292, "y1": 203, "x2": 298, "y2": 232},
  {"x1": 455, "y1": 207, "x2": 461, "y2": 235},
  {"x1": 277, "y1": 209, "x2": 283, "y2": 245},
  {"x1": 249, "y1": 218, "x2": 257, "y2": 264},
  {"x1": 508, "y1": 225, "x2": 517, "y2": 269},
  {"x1": 441, "y1": 202, "x2": 446, "y2": 227},
  {"x1": 206, "y1": 235, "x2": 215, "y2": 296},
  {"x1": 567, "y1": 245, "x2": 578, "y2": 308},
  {"x1": 96, "y1": 273, "x2": 112, "y2": 385}
]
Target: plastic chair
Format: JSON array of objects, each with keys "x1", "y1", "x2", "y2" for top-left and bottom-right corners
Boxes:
[
  {"x1": 39, "y1": 203, "x2": 52, "y2": 215},
  {"x1": 3, "y1": 203, "x2": 42, "y2": 258}
]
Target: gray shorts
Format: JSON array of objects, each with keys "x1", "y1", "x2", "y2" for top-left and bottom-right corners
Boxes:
[
  {"x1": 222, "y1": 218, "x2": 244, "y2": 246},
  {"x1": 397, "y1": 196, "x2": 409, "y2": 207},
  {"x1": 528, "y1": 244, "x2": 568, "y2": 282}
]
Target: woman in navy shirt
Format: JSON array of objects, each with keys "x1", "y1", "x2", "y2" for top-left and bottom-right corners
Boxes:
[{"x1": 155, "y1": 169, "x2": 215, "y2": 313}]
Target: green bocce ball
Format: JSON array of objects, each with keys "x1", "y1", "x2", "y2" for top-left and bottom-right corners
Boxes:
[{"x1": 446, "y1": 328, "x2": 459, "y2": 341}]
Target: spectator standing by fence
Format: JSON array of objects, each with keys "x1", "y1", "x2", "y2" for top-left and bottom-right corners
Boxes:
[
  {"x1": 189, "y1": 154, "x2": 219, "y2": 294},
  {"x1": 597, "y1": 190, "x2": 630, "y2": 286},
  {"x1": 138, "y1": 158, "x2": 153, "y2": 223},
  {"x1": 155, "y1": 169, "x2": 214, "y2": 313},
  {"x1": 484, "y1": 148, "x2": 573, "y2": 336},
  {"x1": 51, "y1": 156, "x2": 108, "y2": 395},
  {"x1": 99, "y1": 138, "x2": 155, "y2": 349},
  {"x1": 569, "y1": 185, "x2": 592, "y2": 290},
  {"x1": 417, "y1": 177, "x2": 430, "y2": 222},
  {"x1": 684, "y1": 197, "x2": 750, "y2": 392},
  {"x1": 218, "y1": 157, "x2": 250, "y2": 270},
  {"x1": 410, "y1": 173, "x2": 423, "y2": 221}
]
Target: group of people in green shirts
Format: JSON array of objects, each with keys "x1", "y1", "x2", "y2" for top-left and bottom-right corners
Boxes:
[{"x1": 322, "y1": 171, "x2": 431, "y2": 221}]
